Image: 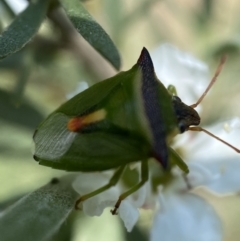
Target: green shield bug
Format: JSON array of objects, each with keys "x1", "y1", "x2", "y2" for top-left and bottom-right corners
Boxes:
[{"x1": 33, "y1": 47, "x2": 240, "y2": 214}]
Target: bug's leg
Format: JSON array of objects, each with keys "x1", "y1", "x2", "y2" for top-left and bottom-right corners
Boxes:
[
  {"x1": 111, "y1": 159, "x2": 149, "y2": 215},
  {"x1": 75, "y1": 165, "x2": 126, "y2": 210},
  {"x1": 182, "y1": 174, "x2": 192, "y2": 190}
]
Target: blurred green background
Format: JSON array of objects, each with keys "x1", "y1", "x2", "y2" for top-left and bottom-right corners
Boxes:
[{"x1": 1, "y1": 0, "x2": 240, "y2": 240}]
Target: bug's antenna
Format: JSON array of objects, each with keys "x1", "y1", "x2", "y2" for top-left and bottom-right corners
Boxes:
[
  {"x1": 189, "y1": 126, "x2": 240, "y2": 153},
  {"x1": 190, "y1": 55, "x2": 227, "y2": 108}
]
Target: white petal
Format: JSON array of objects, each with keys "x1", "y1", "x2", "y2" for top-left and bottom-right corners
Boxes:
[
  {"x1": 82, "y1": 188, "x2": 119, "y2": 216},
  {"x1": 151, "y1": 43, "x2": 209, "y2": 105},
  {"x1": 172, "y1": 119, "x2": 240, "y2": 194},
  {"x1": 5, "y1": 0, "x2": 28, "y2": 14},
  {"x1": 128, "y1": 182, "x2": 147, "y2": 208},
  {"x1": 151, "y1": 191, "x2": 223, "y2": 241},
  {"x1": 73, "y1": 172, "x2": 141, "y2": 230},
  {"x1": 182, "y1": 120, "x2": 240, "y2": 161},
  {"x1": 195, "y1": 158, "x2": 240, "y2": 195},
  {"x1": 119, "y1": 200, "x2": 139, "y2": 232},
  {"x1": 223, "y1": 117, "x2": 240, "y2": 133},
  {"x1": 187, "y1": 162, "x2": 219, "y2": 188},
  {"x1": 72, "y1": 172, "x2": 112, "y2": 194},
  {"x1": 72, "y1": 172, "x2": 119, "y2": 216}
]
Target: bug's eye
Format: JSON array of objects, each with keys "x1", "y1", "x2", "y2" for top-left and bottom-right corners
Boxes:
[
  {"x1": 172, "y1": 95, "x2": 182, "y2": 102},
  {"x1": 178, "y1": 121, "x2": 186, "y2": 133}
]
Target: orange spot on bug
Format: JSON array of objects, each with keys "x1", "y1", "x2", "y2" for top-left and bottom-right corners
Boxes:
[
  {"x1": 67, "y1": 117, "x2": 83, "y2": 132},
  {"x1": 67, "y1": 109, "x2": 107, "y2": 132}
]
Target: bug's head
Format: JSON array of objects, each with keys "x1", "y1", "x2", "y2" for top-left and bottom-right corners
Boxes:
[
  {"x1": 172, "y1": 95, "x2": 200, "y2": 133},
  {"x1": 170, "y1": 56, "x2": 240, "y2": 154}
]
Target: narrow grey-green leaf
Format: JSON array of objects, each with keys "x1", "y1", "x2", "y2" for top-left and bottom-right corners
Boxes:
[
  {"x1": 0, "y1": 176, "x2": 78, "y2": 241},
  {"x1": 0, "y1": 0, "x2": 49, "y2": 59},
  {"x1": 48, "y1": 212, "x2": 76, "y2": 241},
  {"x1": 60, "y1": 0, "x2": 121, "y2": 70}
]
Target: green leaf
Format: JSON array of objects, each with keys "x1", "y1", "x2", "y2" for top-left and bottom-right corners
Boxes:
[
  {"x1": 60, "y1": 0, "x2": 121, "y2": 70},
  {"x1": 0, "y1": 0, "x2": 49, "y2": 59},
  {"x1": 0, "y1": 176, "x2": 78, "y2": 241}
]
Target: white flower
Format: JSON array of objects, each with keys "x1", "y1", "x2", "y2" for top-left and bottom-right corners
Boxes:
[
  {"x1": 72, "y1": 169, "x2": 148, "y2": 232},
  {"x1": 151, "y1": 178, "x2": 223, "y2": 241}
]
